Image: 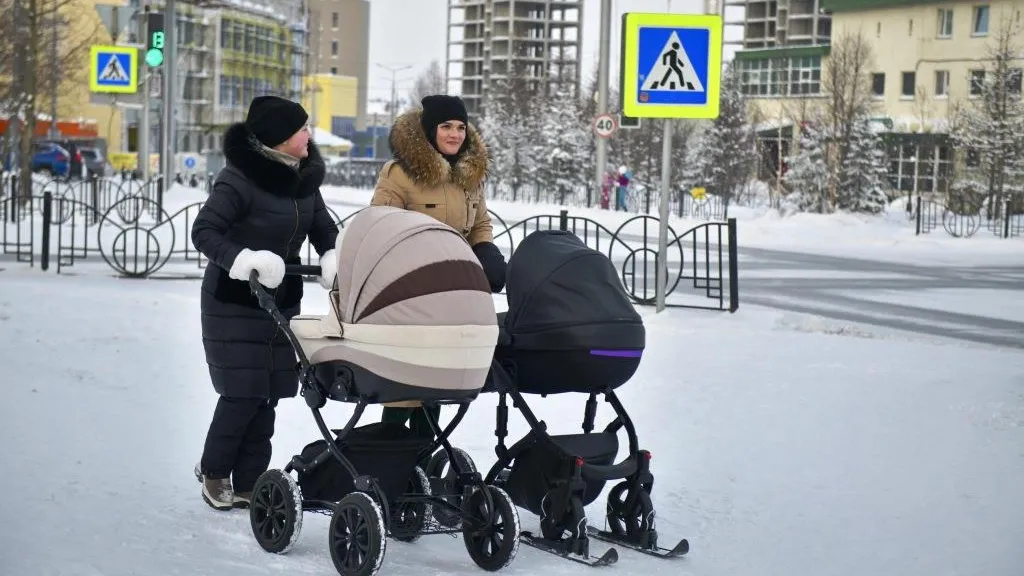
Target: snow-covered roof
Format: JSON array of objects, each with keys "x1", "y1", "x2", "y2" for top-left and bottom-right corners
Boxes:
[{"x1": 312, "y1": 127, "x2": 353, "y2": 150}]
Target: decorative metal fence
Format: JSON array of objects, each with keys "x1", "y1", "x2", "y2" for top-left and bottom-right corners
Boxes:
[
  {"x1": 1, "y1": 178, "x2": 739, "y2": 313},
  {"x1": 912, "y1": 195, "x2": 1023, "y2": 239}
]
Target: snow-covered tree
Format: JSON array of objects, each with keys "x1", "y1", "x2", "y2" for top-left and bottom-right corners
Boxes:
[
  {"x1": 949, "y1": 15, "x2": 1024, "y2": 214},
  {"x1": 783, "y1": 31, "x2": 892, "y2": 214},
  {"x1": 536, "y1": 88, "x2": 589, "y2": 203},
  {"x1": 682, "y1": 63, "x2": 756, "y2": 214},
  {"x1": 783, "y1": 117, "x2": 830, "y2": 213},
  {"x1": 407, "y1": 60, "x2": 446, "y2": 107},
  {"x1": 478, "y1": 76, "x2": 541, "y2": 201},
  {"x1": 837, "y1": 117, "x2": 889, "y2": 213}
]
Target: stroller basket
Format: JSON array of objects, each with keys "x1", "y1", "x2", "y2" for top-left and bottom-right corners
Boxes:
[{"x1": 296, "y1": 422, "x2": 431, "y2": 504}]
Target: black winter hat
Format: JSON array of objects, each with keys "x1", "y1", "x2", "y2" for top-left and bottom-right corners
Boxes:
[
  {"x1": 420, "y1": 95, "x2": 469, "y2": 142},
  {"x1": 245, "y1": 95, "x2": 309, "y2": 147}
]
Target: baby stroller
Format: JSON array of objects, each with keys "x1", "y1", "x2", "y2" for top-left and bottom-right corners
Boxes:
[
  {"x1": 476, "y1": 230, "x2": 690, "y2": 567},
  {"x1": 245, "y1": 206, "x2": 520, "y2": 576}
]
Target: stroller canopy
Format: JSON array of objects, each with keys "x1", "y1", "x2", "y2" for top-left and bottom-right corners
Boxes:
[
  {"x1": 334, "y1": 206, "x2": 495, "y2": 326},
  {"x1": 294, "y1": 206, "x2": 498, "y2": 400},
  {"x1": 503, "y1": 230, "x2": 643, "y2": 345}
]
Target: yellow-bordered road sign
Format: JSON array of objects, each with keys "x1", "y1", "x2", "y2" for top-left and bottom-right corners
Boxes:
[
  {"x1": 620, "y1": 13, "x2": 723, "y2": 119},
  {"x1": 90, "y1": 45, "x2": 138, "y2": 94}
]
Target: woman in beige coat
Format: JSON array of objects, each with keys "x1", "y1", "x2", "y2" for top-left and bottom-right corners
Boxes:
[{"x1": 370, "y1": 94, "x2": 506, "y2": 444}]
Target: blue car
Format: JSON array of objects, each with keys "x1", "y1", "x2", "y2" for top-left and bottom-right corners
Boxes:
[{"x1": 2, "y1": 143, "x2": 71, "y2": 177}]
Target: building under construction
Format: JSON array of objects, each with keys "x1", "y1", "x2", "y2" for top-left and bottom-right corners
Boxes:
[{"x1": 445, "y1": 0, "x2": 584, "y2": 115}]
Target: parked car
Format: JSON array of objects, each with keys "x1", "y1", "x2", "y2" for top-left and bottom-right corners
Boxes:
[
  {"x1": 3, "y1": 143, "x2": 71, "y2": 177},
  {"x1": 78, "y1": 146, "x2": 112, "y2": 178}
]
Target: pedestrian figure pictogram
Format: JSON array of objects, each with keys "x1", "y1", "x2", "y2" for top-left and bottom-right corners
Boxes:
[{"x1": 640, "y1": 32, "x2": 703, "y2": 92}]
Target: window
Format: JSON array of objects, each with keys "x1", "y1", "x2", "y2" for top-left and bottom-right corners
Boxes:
[
  {"x1": 871, "y1": 72, "x2": 885, "y2": 97},
  {"x1": 331, "y1": 12, "x2": 339, "y2": 28},
  {"x1": 888, "y1": 141, "x2": 952, "y2": 193},
  {"x1": 972, "y1": 5, "x2": 989, "y2": 35},
  {"x1": 934, "y1": 70, "x2": 949, "y2": 97},
  {"x1": 789, "y1": 56, "x2": 822, "y2": 95},
  {"x1": 738, "y1": 56, "x2": 821, "y2": 96},
  {"x1": 330, "y1": 66, "x2": 338, "y2": 75},
  {"x1": 909, "y1": 18, "x2": 914, "y2": 36},
  {"x1": 876, "y1": 22, "x2": 881, "y2": 37},
  {"x1": 969, "y1": 69, "x2": 985, "y2": 96},
  {"x1": 937, "y1": 8, "x2": 953, "y2": 37},
  {"x1": 901, "y1": 71, "x2": 916, "y2": 98},
  {"x1": 331, "y1": 40, "x2": 338, "y2": 56},
  {"x1": 1006, "y1": 69, "x2": 1024, "y2": 94}
]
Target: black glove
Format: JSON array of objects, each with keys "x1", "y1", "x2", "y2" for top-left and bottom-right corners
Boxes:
[{"x1": 472, "y1": 241, "x2": 507, "y2": 293}]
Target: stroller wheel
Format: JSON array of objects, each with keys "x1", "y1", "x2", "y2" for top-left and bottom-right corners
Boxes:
[
  {"x1": 461, "y1": 485, "x2": 520, "y2": 571},
  {"x1": 390, "y1": 466, "x2": 432, "y2": 543},
  {"x1": 606, "y1": 481, "x2": 656, "y2": 538},
  {"x1": 329, "y1": 492, "x2": 387, "y2": 576},
  {"x1": 425, "y1": 447, "x2": 477, "y2": 528},
  {"x1": 249, "y1": 469, "x2": 304, "y2": 554}
]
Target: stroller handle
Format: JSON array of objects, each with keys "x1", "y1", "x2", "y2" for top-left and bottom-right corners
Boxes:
[{"x1": 286, "y1": 264, "x2": 322, "y2": 276}]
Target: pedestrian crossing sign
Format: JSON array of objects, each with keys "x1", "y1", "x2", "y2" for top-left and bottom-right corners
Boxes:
[
  {"x1": 620, "y1": 13, "x2": 722, "y2": 119},
  {"x1": 89, "y1": 45, "x2": 138, "y2": 94}
]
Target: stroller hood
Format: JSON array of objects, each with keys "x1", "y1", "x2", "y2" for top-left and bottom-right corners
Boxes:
[
  {"x1": 332, "y1": 206, "x2": 496, "y2": 328},
  {"x1": 503, "y1": 230, "x2": 643, "y2": 349}
]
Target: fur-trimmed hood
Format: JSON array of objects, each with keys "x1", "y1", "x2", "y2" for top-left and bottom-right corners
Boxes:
[
  {"x1": 388, "y1": 110, "x2": 488, "y2": 191},
  {"x1": 221, "y1": 122, "x2": 326, "y2": 198}
]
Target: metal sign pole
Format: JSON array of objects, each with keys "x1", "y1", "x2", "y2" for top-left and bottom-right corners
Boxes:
[
  {"x1": 594, "y1": 0, "x2": 612, "y2": 204},
  {"x1": 620, "y1": 11, "x2": 723, "y2": 314},
  {"x1": 656, "y1": 119, "x2": 672, "y2": 312},
  {"x1": 161, "y1": 0, "x2": 177, "y2": 192}
]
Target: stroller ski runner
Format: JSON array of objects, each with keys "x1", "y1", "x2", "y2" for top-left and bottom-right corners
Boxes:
[
  {"x1": 481, "y1": 230, "x2": 690, "y2": 567},
  {"x1": 245, "y1": 206, "x2": 520, "y2": 576}
]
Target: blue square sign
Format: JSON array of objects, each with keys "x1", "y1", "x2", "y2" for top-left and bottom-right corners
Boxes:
[
  {"x1": 636, "y1": 27, "x2": 710, "y2": 107},
  {"x1": 621, "y1": 13, "x2": 722, "y2": 119},
  {"x1": 89, "y1": 45, "x2": 138, "y2": 94}
]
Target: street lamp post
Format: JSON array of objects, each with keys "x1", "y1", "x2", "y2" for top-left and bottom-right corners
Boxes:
[{"x1": 377, "y1": 63, "x2": 413, "y2": 126}]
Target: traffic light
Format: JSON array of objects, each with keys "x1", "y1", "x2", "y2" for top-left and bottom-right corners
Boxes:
[{"x1": 145, "y1": 12, "x2": 165, "y2": 67}]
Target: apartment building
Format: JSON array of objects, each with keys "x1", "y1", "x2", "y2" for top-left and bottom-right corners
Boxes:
[
  {"x1": 724, "y1": 0, "x2": 832, "y2": 48},
  {"x1": 734, "y1": 0, "x2": 1023, "y2": 195},
  {"x1": 445, "y1": 0, "x2": 584, "y2": 116},
  {"x1": 306, "y1": 0, "x2": 370, "y2": 132},
  {"x1": 828, "y1": 0, "x2": 1023, "y2": 195}
]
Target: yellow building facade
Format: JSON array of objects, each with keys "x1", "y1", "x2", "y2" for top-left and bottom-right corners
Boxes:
[
  {"x1": 738, "y1": 0, "x2": 1024, "y2": 195},
  {"x1": 829, "y1": 0, "x2": 1022, "y2": 132},
  {"x1": 302, "y1": 74, "x2": 359, "y2": 134}
]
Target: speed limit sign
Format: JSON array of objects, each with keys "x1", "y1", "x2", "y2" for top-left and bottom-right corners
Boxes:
[{"x1": 593, "y1": 113, "x2": 618, "y2": 139}]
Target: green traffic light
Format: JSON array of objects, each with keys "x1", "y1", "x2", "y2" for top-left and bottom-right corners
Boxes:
[{"x1": 145, "y1": 48, "x2": 164, "y2": 67}]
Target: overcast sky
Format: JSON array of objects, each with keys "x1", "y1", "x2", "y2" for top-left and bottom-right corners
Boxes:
[{"x1": 364, "y1": 0, "x2": 741, "y2": 106}]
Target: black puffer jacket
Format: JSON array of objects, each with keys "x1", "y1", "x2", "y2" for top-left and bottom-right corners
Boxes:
[{"x1": 191, "y1": 123, "x2": 339, "y2": 399}]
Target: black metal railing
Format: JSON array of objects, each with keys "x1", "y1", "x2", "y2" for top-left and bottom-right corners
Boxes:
[
  {"x1": 2, "y1": 188, "x2": 739, "y2": 312},
  {"x1": 914, "y1": 195, "x2": 1023, "y2": 239}
]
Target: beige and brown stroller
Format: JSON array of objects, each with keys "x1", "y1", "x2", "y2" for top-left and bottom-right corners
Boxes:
[{"x1": 244, "y1": 206, "x2": 520, "y2": 576}]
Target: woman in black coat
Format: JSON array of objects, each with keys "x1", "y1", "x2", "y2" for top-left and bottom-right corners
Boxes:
[{"x1": 191, "y1": 96, "x2": 339, "y2": 511}]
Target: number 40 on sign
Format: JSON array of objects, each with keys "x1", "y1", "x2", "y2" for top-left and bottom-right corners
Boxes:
[{"x1": 593, "y1": 113, "x2": 618, "y2": 139}]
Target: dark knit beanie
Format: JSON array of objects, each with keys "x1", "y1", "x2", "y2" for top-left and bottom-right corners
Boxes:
[
  {"x1": 245, "y1": 95, "x2": 309, "y2": 147},
  {"x1": 420, "y1": 95, "x2": 468, "y2": 143}
]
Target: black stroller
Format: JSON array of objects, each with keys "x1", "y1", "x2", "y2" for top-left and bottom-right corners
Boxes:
[
  {"x1": 475, "y1": 230, "x2": 690, "y2": 567},
  {"x1": 244, "y1": 207, "x2": 520, "y2": 576}
]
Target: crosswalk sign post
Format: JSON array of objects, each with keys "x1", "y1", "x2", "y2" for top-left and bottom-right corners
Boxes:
[
  {"x1": 619, "y1": 12, "x2": 723, "y2": 312},
  {"x1": 89, "y1": 45, "x2": 138, "y2": 94}
]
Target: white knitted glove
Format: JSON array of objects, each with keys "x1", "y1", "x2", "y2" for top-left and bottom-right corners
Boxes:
[
  {"x1": 228, "y1": 248, "x2": 286, "y2": 289},
  {"x1": 318, "y1": 249, "x2": 337, "y2": 290}
]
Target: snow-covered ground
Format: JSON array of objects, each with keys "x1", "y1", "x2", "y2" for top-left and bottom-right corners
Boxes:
[
  {"x1": 314, "y1": 187, "x2": 1022, "y2": 267},
  {"x1": 1, "y1": 266, "x2": 1022, "y2": 576}
]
